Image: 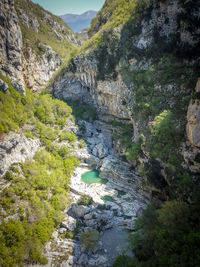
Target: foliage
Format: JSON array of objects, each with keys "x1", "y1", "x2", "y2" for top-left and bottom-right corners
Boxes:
[
  {"x1": 126, "y1": 143, "x2": 141, "y2": 161},
  {"x1": 149, "y1": 110, "x2": 183, "y2": 161},
  {"x1": 60, "y1": 132, "x2": 77, "y2": 143},
  {"x1": 113, "y1": 254, "x2": 135, "y2": 267},
  {"x1": 0, "y1": 220, "x2": 26, "y2": 266},
  {"x1": 127, "y1": 201, "x2": 200, "y2": 267},
  {"x1": 66, "y1": 100, "x2": 97, "y2": 122},
  {"x1": 0, "y1": 74, "x2": 73, "y2": 152},
  {"x1": 77, "y1": 195, "x2": 93, "y2": 206},
  {"x1": 112, "y1": 122, "x2": 133, "y2": 150},
  {"x1": 80, "y1": 228, "x2": 101, "y2": 251},
  {"x1": 0, "y1": 146, "x2": 79, "y2": 265},
  {"x1": 3, "y1": 171, "x2": 14, "y2": 181},
  {"x1": 78, "y1": 139, "x2": 87, "y2": 148},
  {"x1": 0, "y1": 73, "x2": 80, "y2": 265},
  {"x1": 15, "y1": 0, "x2": 76, "y2": 61},
  {"x1": 57, "y1": 146, "x2": 71, "y2": 158}
]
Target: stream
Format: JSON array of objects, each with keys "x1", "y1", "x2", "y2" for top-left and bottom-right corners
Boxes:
[{"x1": 42, "y1": 119, "x2": 150, "y2": 267}]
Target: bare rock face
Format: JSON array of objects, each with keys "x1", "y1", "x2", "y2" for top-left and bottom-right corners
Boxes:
[
  {"x1": 0, "y1": 78, "x2": 8, "y2": 93},
  {"x1": 187, "y1": 78, "x2": 200, "y2": 148},
  {"x1": 0, "y1": 0, "x2": 23, "y2": 82},
  {"x1": 185, "y1": 78, "x2": 200, "y2": 173},
  {"x1": 23, "y1": 45, "x2": 62, "y2": 92},
  {"x1": 187, "y1": 99, "x2": 200, "y2": 148},
  {"x1": 0, "y1": 133, "x2": 40, "y2": 176},
  {"x1": 0, "y1": 0, "x2": 71, "y2": 92},
  {"x1": 53, "y1": 55, "x2": 97, "y2": 105},
  {"x1": 96, "y1": 77, "x2": 132, "y2": 120},
  {"x1": 53, "y1": 55, "x2": 132, "y2": 120}
]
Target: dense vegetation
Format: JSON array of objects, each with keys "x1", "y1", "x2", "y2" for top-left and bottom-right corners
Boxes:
[
  {"x1": 114, "y1": 201, "x2": 200, "y2": 267},
  {"x1": 80, "y1": 228, "x2": 101, "y2": 251},
  {"x1": 85, "y1": 1, "x2": 200, "y2": 266},
  {"x1": 1, "y1": 0, "x2": 200, "y2": 266},
  {"x1": 0, "y1": 74, "x2": 80, "y2": 266}
]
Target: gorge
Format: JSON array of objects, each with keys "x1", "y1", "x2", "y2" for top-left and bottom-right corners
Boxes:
[{"x1": 0, "y1": 0, "x2": 200, "y2": 266}]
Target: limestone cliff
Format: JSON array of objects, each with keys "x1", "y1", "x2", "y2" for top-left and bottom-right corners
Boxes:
[
  {"x1": 53, "y1": 0, "x2": 200, "y2": 197},
  {"x1": 0, "y1": 0, "x2": 78, "y2": 92},
  {"x1": 0, "y1": 0, "x2": 23, "y2": 83}
]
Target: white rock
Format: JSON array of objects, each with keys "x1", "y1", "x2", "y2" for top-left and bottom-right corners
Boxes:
[{"x1": 92, "y1": 143, "x2": 108, "y2": 159}]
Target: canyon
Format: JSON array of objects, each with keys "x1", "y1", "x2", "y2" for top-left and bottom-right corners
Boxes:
[{"x1": 0, "y1": 0, "x2": 199, "y2": 266}]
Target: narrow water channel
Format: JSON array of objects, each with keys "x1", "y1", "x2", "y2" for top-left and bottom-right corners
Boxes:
[
  {"x1": 100, "y1": 227, "x2": 134, "y2": 266},
  {"x1": 81, "y1": 169, "x2": 135, "y2": 266}
]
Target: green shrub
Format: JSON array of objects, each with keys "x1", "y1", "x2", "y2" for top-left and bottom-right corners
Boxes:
[
  {"x1": 4, "y1": 171, "x2": 14, "y2": 181},
  {"x1": 60, "y1": 132, "x2": 77, "y2": 143},
  {"x1": 113, "y1": 254, "x2": 134, "y2": 267},
  {"x1": 29, "y1": 249, "x2": 48, "y2": 264},
  {"x1": 80, "y1": 228, "x2": 100, "y2": 251},
  {"x1": 0, "y1": 220, "x2": 26, "y2": 266},
  {"x1": 150, "y1": 110, "x2": 183, "y2": 161},
  {"x1": 79, "y1": 139, "x2": 86, "y2": 148},
  {"x1": 57, "y1": 146, "x2": 71, "y2": 158},
  {"x1": 126, "y1": 143, "x2": 141, "y2": 161},
  {"x1": 77, "y1": 195, "x2": 93, "y2": 206},
  {"x1": 128, "y1": 201, "x2": 200, "y2": 267},
  {"x1": 65, "y1": 230, "x2": 75, "y2": 239}
]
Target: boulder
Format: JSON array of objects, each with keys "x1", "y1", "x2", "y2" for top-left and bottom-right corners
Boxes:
[
  {"x1": 59, "y1": 228, "x2": 67, "y2": 234},
  {"x1": 79, "y1": 253, "x2": 88, "y2": 266},
  {"x1": 92, "y1": 143, "x2": 108, "y2": 159},
  {"x1": 12, "y1": 80, "x2": 26, "y2": 95},
  {"x1": 88, "y1": 254, "x2": 108, "y2": 266},
  {"x1": 61, "y1": 215, "x2": 76, "y2": 231},
  {"x1": 71, "y1": 203, "x2": 88, "y2": 218},
  {"x1": 0, "y1": 79, "x2": 8, "y2": 93}
]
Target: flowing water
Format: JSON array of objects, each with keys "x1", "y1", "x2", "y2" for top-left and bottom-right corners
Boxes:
[{"x1": 100, "y1": 227, "x2": 134, "y2": 266}]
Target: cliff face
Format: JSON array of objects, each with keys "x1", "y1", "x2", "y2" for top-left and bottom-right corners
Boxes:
[
  {"x1": 0, "y1": 0, "x2": 77, "y2": 92},
  {"x1": 53, "y1": 0, "x2": 200, "y2": 196},
  {"x1": 53, "y1": 54, "x2": 132, "y2": 120},
  {"x1": 0, "y1": 0, "x2": 23, "y2": 83}
]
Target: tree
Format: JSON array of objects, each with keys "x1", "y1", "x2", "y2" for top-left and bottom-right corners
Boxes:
[{"x1": 80, "y1": 228, "x2": 100, "y2": 251}]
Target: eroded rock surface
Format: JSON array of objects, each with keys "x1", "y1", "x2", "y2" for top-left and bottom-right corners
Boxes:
[
  {"x1": 0, "y1": 133, "x2": 40, "y2": 175},
  {"x1": 0, "y1": 0, "x2": 23, "y2": 82}
]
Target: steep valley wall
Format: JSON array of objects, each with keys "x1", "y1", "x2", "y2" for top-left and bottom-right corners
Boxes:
[{"x1": 52, "y1": 0, "x2": 200, "y2": 198}]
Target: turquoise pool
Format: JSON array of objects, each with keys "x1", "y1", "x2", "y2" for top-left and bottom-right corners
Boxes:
[
  {"x1": 81, "y1": 169, "x2": 108, "y2": 185},
  {"x1": 101, "y1": 195, "x2": 114, "y2": 202}
]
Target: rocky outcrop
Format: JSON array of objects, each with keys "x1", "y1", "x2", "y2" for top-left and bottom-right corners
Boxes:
[
  {"x1": 53, "y1": 55, "x2": 97, "y2": 105},
  {"x1": 184, "y1": 78, "x2": 200, "y2": 173},
  {"x1": 71, "y1": 203, "x2": 88, "y2": 218},
  {"x1": 0, "y1": 133, "x2": 40, "y2": 175},
  {"x1": 22, "y1": 44, "x2": 61, "y2": 92},
  {"x1": 0, "y1": 0, "x2": 78, "y2": 92},
  {"x1": 187, "y1": 78, "x2": 200, "y2": 148},
  {"x1": 53, "y1": 55, "x2": 132, "y2": 120},
  {"x1": 187, "y1": 99, "x2": 200, "y2": 147},
  {"x1": 0, "y1": 78, "x2": 8, "y2": 93},
  {"x1": 0, "y1": 0, "x2": 23, "y2": 83}
]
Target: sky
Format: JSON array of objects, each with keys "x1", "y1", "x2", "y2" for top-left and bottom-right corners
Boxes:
[{"x1": 31, "y1": 0, "x2": 105, "y2": 15}]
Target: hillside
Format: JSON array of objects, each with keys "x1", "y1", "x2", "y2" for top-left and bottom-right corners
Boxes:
[
  {"x1": 60, "y1": 10, "x2": 98, "y2": 32},
  {"x1": 53, "y1": 0, "x2": 200, "y2": 265},
  {"x1": 0, "y1": 0, "x2": 78, "y2": 92},
  {"x1": 0, "y1": 0, "x2": 200, "y2": 266}
]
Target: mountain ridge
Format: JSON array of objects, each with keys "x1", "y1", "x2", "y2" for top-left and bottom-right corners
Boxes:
[{"x1": 60, "y1": 10, "x2": 98, "y2": 32}]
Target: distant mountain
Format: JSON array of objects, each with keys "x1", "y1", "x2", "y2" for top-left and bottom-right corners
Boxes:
[{"x1": 60, "y1": 10, "x2": 98, "y2": 32}]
